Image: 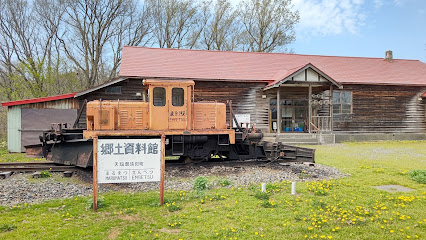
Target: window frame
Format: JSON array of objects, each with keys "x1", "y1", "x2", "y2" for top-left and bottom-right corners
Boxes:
[
  {"x1": 153, "y1": 87, "x2": 166, "y2": 106},
  {"x1": 333, "y1": 91, "x2": 353, "y2": 114},
  {"x1": 171, "y1": 87, "x2": 185, "y2": 107},
  {"x1": 104, "y1": 86, "x2": 122, "y2": 94}
]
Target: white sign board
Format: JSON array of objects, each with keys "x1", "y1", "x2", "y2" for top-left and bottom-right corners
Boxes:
[
  {"x1": 97, "y1": 139, "x2": 161, "y2": 183},
  {"x1": 233, "y1": 114, "x2": 251, "y2": 128}
]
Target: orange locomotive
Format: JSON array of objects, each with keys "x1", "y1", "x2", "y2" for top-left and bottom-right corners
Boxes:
[{"x1": 40, "y1": 79, "x2": 314, "y2": 167}]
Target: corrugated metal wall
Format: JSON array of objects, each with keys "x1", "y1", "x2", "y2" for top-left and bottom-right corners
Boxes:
[
  {"x1": 20, "y1": 98, "x2": 79, "y2": 109},
  {"x1": 7, "y1": 106, "x2": 21, "y2": 153}
]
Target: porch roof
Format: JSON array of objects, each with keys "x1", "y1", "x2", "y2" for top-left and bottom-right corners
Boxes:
[{"x1": 264, "y1": 63, "x2": 342, "y2": 90}]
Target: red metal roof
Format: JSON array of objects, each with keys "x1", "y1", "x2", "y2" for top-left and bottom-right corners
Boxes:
[
  {"x1": 120, "y1": 46, "x2": 426, "y2": 86},
  {"x1": 1, "y1": 92, "x2": 76, "y2": 107},
  {"x1": 422, "y1": 92, "x2": 426, "y2": 98}
]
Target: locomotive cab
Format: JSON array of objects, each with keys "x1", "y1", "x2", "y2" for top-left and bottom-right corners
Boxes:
[{"x1": 147, "y1": 79, "x2": 194, "y2": 130}]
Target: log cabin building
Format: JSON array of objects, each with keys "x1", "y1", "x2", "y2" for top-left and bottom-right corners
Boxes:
[{"x1": 2, "y1": 47, "x2": 426, "y2": 152}]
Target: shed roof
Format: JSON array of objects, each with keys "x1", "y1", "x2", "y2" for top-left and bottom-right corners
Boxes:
[
  {"x1": 74, "y1": 77, "x2": 128, "y2": 98},
  {"x1": 120, "y1": 46, "x2": 426, "y2": 86},
  {"x1": 1, "y1": 92, "x2": 76, "y2": 107}
]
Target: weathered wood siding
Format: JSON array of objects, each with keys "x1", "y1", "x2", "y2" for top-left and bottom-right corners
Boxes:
[
  {"x1": 76, "y1": 79, "x2": 145, "y2": 128},
  {"x1": 193, "y1": 82, "x2": 269, "y2": 130},
  {"x1": 333, "y1": 85, "x2": 426, "y2": 133}
]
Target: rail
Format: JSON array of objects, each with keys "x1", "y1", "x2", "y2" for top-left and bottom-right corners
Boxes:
[{"x1": 0, "y1": 162, "x2": 76, "y2": 172}]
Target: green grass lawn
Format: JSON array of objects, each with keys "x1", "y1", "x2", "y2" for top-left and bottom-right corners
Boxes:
[
  {"x1": 1, "y1": 141, "x2": 426, "y2": 239},
  {"x1": 0, "y1": 147, "x2": 42, "y2": 163}
]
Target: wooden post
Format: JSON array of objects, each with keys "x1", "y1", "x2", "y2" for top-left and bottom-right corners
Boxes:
[
  {"x1": 308, "y1": 84, "x2": 312, "y2": 133},
  {"x1": 277, "y1": 87, "x2": 281, "y2": 134},
  {"x1": 92, "y1": 136, "x2": 98, "y2": 212},
  {"x1": 160, "y1": 133, "x2": 165, "y2": 206},
  {"x1": 329, "y1": 85, "x2": 334, "y2": 132}
]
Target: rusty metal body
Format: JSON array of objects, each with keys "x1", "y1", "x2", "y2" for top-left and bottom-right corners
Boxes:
[
  {"x1": 86, "y1": 80, "x2": 227, "y2": 131},
  {"x1": 32, "y1": 79, "x2": 315, "y2": 167}
]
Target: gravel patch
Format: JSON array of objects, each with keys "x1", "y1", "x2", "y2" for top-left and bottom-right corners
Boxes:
[{"x1": 0, "y1": 162, "x2": 348, "y2": 206}]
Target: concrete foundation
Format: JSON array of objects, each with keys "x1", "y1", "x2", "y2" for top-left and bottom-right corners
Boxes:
[{"x1": 335, "y1": 132, "x2": 426, "y2": 143}]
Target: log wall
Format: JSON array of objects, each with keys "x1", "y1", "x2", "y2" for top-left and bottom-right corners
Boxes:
[
  {"x1": 74, "y1": 79, "x2": 426, "y2": 134},
  {"x1": 193, "y1": 81, "x2": 269, "y2": 130},
  {"x1": 76, "y1": 79, "x2": 145, "y2": 128},
  {"x1": 333, "y1": 85, "x2": 426, "y2": 133}
]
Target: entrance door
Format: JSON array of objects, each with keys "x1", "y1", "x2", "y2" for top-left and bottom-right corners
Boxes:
[
  {"x1": 168, "y1": 87, "x2": 188, "y2": 130},
  {"x1": 270, "y1": 99, "x2": 308, "y2": 132},
  {"x1": 150, "y1": 86, "x2": 169, "y2": 130}
]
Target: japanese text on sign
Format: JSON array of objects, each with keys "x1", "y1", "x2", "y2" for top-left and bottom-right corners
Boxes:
[{"x1": 97, "y1": 139, "x2": 161, "y2": 183}]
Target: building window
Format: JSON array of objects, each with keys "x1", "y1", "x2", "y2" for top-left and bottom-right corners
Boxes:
[
  {"x1": 333, "y1": 91, "x2": 352, "y2": 114},
  {"x1": 172, "y1": 88, "x2": 184, "y2": 106},
  {"x1": 105, "y1": 86, "x2": 121, "y2": 94},
  {"x1": 153, "y1": 87, "x2": 166, "y2": 106}
]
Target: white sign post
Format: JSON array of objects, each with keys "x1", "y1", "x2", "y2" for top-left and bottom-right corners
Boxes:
[
  {"x1": 92, "y1": 136, "x2": 165, "y2": 211},
  {"x1": 97, "y1": 139, "x2": 161, "y2": 183}
]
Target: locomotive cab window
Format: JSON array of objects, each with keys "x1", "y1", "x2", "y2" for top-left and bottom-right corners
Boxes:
[
  {"x1": 172, "y1": 88, "x2": 185, "y2": 106},
  {"x1": 153, "y1": 87, "x2": 166, "y2": 106}
]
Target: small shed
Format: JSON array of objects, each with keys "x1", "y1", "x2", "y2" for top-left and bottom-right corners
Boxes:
[
  {"x1": 1, "y1": 93, "x2": 79, "y2": 152},
  {"x1": 1, "y1": 78, "x2": 146, "y2": 153}
]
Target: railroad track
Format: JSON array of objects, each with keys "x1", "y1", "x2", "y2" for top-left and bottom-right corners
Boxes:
[
  {"x1": 165, "y1": 159, "x2": 313, "y2": 168},
  {"x1": 0, "y1": 162, "x2": 77, "y2": 172}
]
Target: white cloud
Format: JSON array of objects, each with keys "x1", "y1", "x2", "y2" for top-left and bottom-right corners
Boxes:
[
  {"x1": 292, "y1": 0, "x2": 366, "y2": 37},
  {"x1": 374, "y1": 0, "x2": 383, "y2": 8},
  {"x1": 393, "y1": 0, "x2": 404, "y2": 6}
]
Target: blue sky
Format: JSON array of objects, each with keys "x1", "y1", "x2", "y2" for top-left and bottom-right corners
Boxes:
[
  {"x1": 289, "y1": 0, "x2": 426, "y2": 62},
  {"x1": 232, "y1": 0, "x2": 426, "y2": 62}
]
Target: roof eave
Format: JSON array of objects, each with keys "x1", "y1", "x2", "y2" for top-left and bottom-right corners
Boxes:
[
  {"x1": 74, "y1": 77, "x2": 130, "y2": 98},
  {"x1": 1, "y1": 92, "x2": 77, "y2": 107},
  {"x1": 263, "y1": 63, "x2": 343, "y2": 90}
]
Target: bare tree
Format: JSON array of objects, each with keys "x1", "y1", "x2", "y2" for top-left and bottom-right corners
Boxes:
[
  {"x1": 107, "y1": 2, "x2": 152, "y2": 79},
  {"x1": 198, "y1": 0, "x2": 239, "y2": 51},
  {"x1": 56, "y1": 0, "x2": 148, "y2": 88},
  {"x1": 238, "y1": 0, "x2": 299, "y2": 52},
  {"x1": 146, "y1": 0, "x2": 200, "y2": 49},
  {"x1": 0, "y1": 0, "x2": 61, "y2": 100}
]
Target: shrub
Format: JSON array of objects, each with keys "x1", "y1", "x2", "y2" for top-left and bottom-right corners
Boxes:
[
  {"x1": 193, "y1": 176, "x2": 208, "y2": 191},
  {"x1": 87, "y1": 197, "x2": 106, "y2": 209},
  {"x1": 211, "y1": 193, "x2": 227, "y2": 201},
  {"x1": 218, "y1": 179, "x2": 231, "y2": 187},
  {"x1": 165, "y1": 202, "x2": 181, "y2": 212},
  {"x1": 40, "y1": 170, "x2": 52, "y2": 178},
  {"x1": 261, "y1": 200, "x2": 276, "y2": 208},
  {"x1": 0, "y1": 223, "x2": 16, "y2": 232},
  {"x1": 254, "y1": 191, "x2": 269, "y2": 200},
  {"x1": 409, "y1": 170, "x2": 426, "y2": 184}
]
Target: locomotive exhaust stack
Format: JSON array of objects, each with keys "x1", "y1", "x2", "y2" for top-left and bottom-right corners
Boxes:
[{"x1": 34, "y1": 79, "x2": 315, "y2": 167}]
